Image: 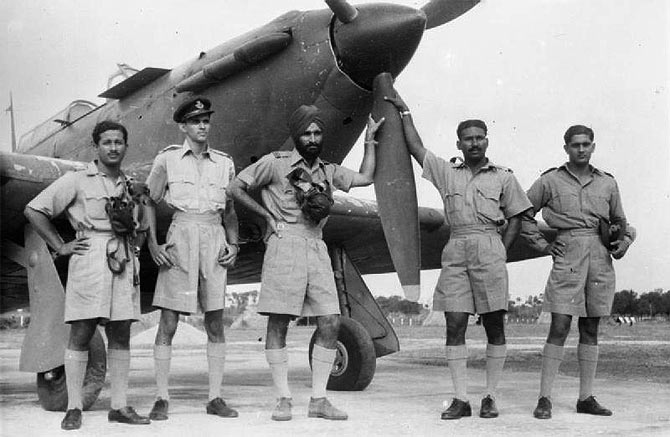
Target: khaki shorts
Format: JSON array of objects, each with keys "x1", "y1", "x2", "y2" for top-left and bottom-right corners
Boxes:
[
  {"x1": 543, "y1": 230, "x2": 615, "y2": 317},
  {"x1": 433, "y1": 227, "x2": 508, "y2": 314},
  {"x1": 258, "y1": 224, "x2": 340, "y2": 317},
  {"x1": 65, "y1": 233, "x2": 140, "y2": 323},
  {"x1": 153, "y1": 212, "x2": 228, "y2": 314}
]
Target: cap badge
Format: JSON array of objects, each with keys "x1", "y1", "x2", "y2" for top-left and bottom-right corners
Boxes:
[{"x1": 195, "y1": 100, "x2": 204, "y2": 109}]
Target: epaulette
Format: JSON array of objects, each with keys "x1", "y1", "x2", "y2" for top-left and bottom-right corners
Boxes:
[
  {"x1": 157, "y1": 144, "x2": 182, "y2": 154},
  {"x1": 272, "y1": 151, "x2": 292, "y2": 158},
  {"x1": 541, "y1": 167, "x2": 557, "y2": 176},
  {"x1": 603, "y1": 171, "x2": 615, "y2": 178},
  {"x1": 209, "y1": 149, "x2": 231, "y2": 159},
  {"x1": 494, "y1": 164, "x2": 513, "y2": 173}
]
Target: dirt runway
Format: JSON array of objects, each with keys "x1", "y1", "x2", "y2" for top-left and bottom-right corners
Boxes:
[{"x1": 1, "y1": 326, "x2": 669, "y2": 436}]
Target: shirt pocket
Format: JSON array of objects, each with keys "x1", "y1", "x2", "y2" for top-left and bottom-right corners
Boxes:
[
  {"x1": 583, "y1": 192, "x2": 609, "y2": 217},
  {"x1": 280, "y1": 185, "x2": 301, "y2": 222},
  {"x1": 555, "y1": 192, "x2": 580, "y2": 213},
  {"x1": 167, "y1": 172, "x2": 197, "y2": 209},
  {"x1": 475, "y1": 186, "x2": 503, "y2": 222},
  {"x1": 205, "y1": 161, "x2": 230, "y2": 209},
  {"x1": 83, "y1": 183, "x2": 110, "y2": 221},
  {"x1": 443, "y1": 189, "x2": 464, "y2": 214}
]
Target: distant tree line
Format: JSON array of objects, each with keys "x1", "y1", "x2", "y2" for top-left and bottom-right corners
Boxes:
[
  {"x1": 611, "y1": 289, "x2": 670, "y2": 316},
  {"x1": 375, "y1": 296, "x2": 424, "y2": 316},
  {"x1": 374, "y1": 289, "x2": 670, "y2": 318}
]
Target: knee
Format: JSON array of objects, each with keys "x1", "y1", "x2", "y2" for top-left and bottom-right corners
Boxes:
[
  {"x1": 68, "y1": 321, "x2": 96, "y2": 351},
  {"x1": 547, "y1": 318, "x2": 571, "y2": 345},
  {"x1": 266, "y1": 315, "x2": 290, "y2": 348},
  {"x1": 578, "y1": 318, "x2": 600, "y2": 344},
  {"x1": 107, "y1": 331, "x2": 130, "y2": 349},
  {"x1": 156, "y1": 314, "x2": 179, "y2": 344},
  {"x1": 204, "y1": 314, "x2": 225, "y2": 342},
  {"x1": 316, "y1": 315, "x2": 340, "y2": 344},
  {"x1": 445, "y1": 314, "x2": 468, "y2": 345},
  {"x1": 320, "y1": 315, "x2": 340, "y2": 334}
]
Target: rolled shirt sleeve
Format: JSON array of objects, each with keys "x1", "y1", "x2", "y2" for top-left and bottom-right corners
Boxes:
[
  {"x1": 500, "y1": 172, "x2": 533, "y2": 219},
  {"x1": 519, "y1": 178, "x2": 551, "y2": 253},
  {"x1": 26, "y1": 172, "x2": 78, "y2": 219},
  {"x1": 331, "y1": 164, "x2": 357, "y2": 193},
  {"x1": 145, "y1": 153, "x2": 168, "y2": 204}
]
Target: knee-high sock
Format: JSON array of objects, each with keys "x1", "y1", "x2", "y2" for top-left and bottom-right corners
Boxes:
[
  {"x1": 311, "y1": 344, "x2": 335, "y2": 399},
  {"x1": 207, "y1": 342, "x2": 227, "y2": 401},
  {"x1": 154, "y1": 345, "x2": 172, "y2": 400},
  {"x1": 446, "y1": 345, "x2": 468, "y2": 401},
  {"x1": 265, "y1": 347, "x2": 291, "y2": 398},
  {"x1": 539, "y1": 343, "x2": 564, "y2": 398},
  {"x1": 578, "y1": 344, "x2": 599, "y2": 401},
  {"x1": 485, "y1": 343, "x2": 507, "y2": 398},
  {"x1": 64, "y1": 349, "x2": 88, "y2": 410},
  {"x1": 108, "y1": 348, "x2": 130, "y2": 410}
]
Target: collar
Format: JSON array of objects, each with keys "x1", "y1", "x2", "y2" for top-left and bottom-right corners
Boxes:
[
  {"x1": 558, "y1": 162, "x2": 604, "y2": 176},
  {"x1": 85, "y1": 161, "x2": 100, "y2": 176},
  {"x1": 289, "y1": 148, "x2": 325, "y2": 169},
  {"x1": 451, "y1": 157, "x2": 495, "y2": 171},
  {"x1": 86, "y1": 161, "x2": 124, "y2": 184},
  {"x1": 180, "y1": 139, "x2": 214, "y2": 161}
]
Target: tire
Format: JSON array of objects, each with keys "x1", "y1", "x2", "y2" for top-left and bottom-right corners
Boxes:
[
  {"x1": 36, "y1": 329, "x2": 107, "y2": 411},
  {"x1": 309, "y1": 317, "x2": 376, "y2": 391}
]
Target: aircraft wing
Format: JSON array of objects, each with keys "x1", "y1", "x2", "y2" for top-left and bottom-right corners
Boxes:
[
  {"x1": 227, "y1": 191, "x2": 553, "y2": 285},
  {"x1": 1, "y1": 151, "x2": 553, "y2": 311}
]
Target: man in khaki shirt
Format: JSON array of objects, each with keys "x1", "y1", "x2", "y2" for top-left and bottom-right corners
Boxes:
[
  {"x1": 227, "y1": 105, "x2": 383, "y2": 421},
  {"x1": 145, "y1": 97, "x2": 239, "y2": 420},
  {"x1": 25, "y1": 121, "x2": 150, "y2": 430},
  {"x1": 385, "y1": 92, "x2": 532, "y2": 420},
  {"x1": 521, "y1": 125, "x2": 635, "y2": 419}
]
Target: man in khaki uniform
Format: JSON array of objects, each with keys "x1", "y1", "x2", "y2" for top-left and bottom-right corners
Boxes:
[
  {"x1": 385, "y1": 93, "x2": 532, "y2": 420},
  {"x1": 521, "y1": 125, "x2": 635, "y2": 419},
  {"x1": 25, "y1": 121, "x2": 150, "y2": 430},
  {"x1": 227, "y1": 105, "x2": 383, "y2": 421},
  {"x1": 145, "y1": 97, "x2": 239, "y2": 420}
]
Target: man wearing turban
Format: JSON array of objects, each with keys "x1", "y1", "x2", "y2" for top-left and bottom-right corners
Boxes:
[{"x1": 228, "y1": 105, "x2": 383, "y2": 421}]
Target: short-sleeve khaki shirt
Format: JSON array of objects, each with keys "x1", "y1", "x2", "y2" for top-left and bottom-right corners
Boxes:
[
  {"x1": 422, "y1": 150, "x2": 532, "y2": 228},
  {"x1": 236, "y1": 148, "x2": 357, "y2": 227},
  {"x1": 27, "y1": 161, "x2": 126, "y2": 232},
  {"x1": 146, "y1": 140, "x2": 235, "y2": 214},
  {"x1": 526, "y1": 164, "x2": 626, "y2": 230},
  {"x1": 522, "y1": 164, "x2": 628, "y2": 252}
]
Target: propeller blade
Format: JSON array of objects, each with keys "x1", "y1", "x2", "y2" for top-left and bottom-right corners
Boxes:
[
  {"x1": 371, "y1": 72, "x2": 421, "y2": 302},
  {"x1": 325, "y1": 0, "x2": 358, "y2": 23},
  {"x1": 421, "y1": 0, "x2": 480, "y2": 30}
]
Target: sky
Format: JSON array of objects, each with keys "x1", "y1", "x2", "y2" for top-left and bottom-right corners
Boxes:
[{"x1": 1, "y1": 0, "x2": 668, "y2": 303}]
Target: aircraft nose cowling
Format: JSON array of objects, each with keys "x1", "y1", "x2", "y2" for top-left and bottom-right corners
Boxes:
[{"x1": 330, "y1": 4, "x2": 426, "y2": 90}]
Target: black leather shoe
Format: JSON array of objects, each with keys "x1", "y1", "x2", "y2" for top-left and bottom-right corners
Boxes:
[
  {"x1": 61, "y1": 408, "x2": 82, "y2": 430},
  {"x1": 441, "y1": 398, "x2": 472, "y2": 420},
  {"x1": 576, "y1": 396, "x2": 612, "y2": 416},
  {"x1": 533, "y1": 396, "x2": 552, "y2": 419},
  {"x1": 108, "y1": 406, "x2": 151, "y2": 424},
  {"x1": 479, "y1": 395, "x2": 499, "y2": 418},
  {"x1": 206, "y1": 397, "x2": 239, "y2": 418},
  {"x1": 149, "y1": 398, "x2": 169, "y2": 421}
]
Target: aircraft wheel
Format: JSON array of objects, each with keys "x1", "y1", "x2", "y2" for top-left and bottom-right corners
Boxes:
[
  {"x1": 36, "y1": 329, "x2": 106, "y2": 411},
  {"x1": 309, "y1": 317, "x2": 376, "y2": 391}
]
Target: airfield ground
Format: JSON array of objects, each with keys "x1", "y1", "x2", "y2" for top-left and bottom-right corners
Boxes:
[{"x1": 1, "y1": 322, "x2": 668, "y2": 436}]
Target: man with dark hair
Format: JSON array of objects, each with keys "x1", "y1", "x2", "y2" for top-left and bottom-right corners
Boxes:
[
  {"x1": 521, "y1": 124, "x2": 635, "y2": 419},
  {"x1": 385, "y1": 93, "x2": 532, "y2": 420},
  {"x1": 25, "y1": 120, "x2": 150, "y2": 430},
  {"x1": 145, "y1": 97, "x2": 240, "y2": 420},
  {"x1": 227, "y1": 105, "x2": 383, "y2": 421}
]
